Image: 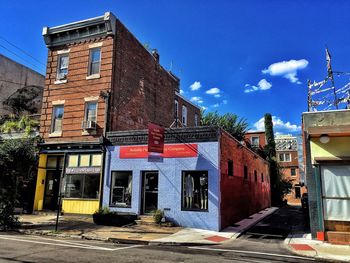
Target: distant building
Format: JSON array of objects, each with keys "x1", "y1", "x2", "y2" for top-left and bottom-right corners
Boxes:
[
  {"x1": 0, "y1": 53, "x2": 44, "y2": 117},
  {"x1": 244, "y1": 131, "x2": 266, "y2": 149},
  {"x1": 275, "y1": 134, "x2": 307, "y2": 205}
]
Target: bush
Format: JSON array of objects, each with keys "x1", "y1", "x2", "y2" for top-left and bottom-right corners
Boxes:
[
  {"x1": 0, "y1": 189, "x2": 20, "y2": 230},
  {"x1": 153, "y1": 209, "x2": 164, "y2": 224},
  {"x1": 92, "y1": 208, "x2": 137, "y2": 226}
]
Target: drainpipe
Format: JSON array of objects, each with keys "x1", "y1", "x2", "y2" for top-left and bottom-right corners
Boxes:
[{"x1": 98, "y1": 90, "x2": 110, "y2": 209}]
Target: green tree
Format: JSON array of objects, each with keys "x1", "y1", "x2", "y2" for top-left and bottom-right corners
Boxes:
[
  {"x1": 264, "y1": 113, "x2": 292, "y2": 206},
  {"x1": 200, "y1": 111, "x2": 248, "y2": 141}
]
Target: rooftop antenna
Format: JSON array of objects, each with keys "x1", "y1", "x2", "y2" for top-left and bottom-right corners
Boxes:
[{"x1": 325, "y1": 47, "x2": 338, "y2": 109}]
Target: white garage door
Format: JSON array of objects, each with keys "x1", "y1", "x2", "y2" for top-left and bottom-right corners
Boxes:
[{"x1": 321, "y1": 165, "x2": 350, "y2": 221}]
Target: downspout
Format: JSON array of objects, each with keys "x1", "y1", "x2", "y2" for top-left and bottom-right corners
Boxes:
[
  {"x1": 99, "y1": 91, "x2": 110, "y2": 209},
  {"x1": 217, "y1": 127, "x2": 222, "y2": 231}
]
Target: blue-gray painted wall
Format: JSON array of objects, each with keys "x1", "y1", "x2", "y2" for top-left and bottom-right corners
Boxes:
[{"x1": 103, "y1": 142, "x2": 220, "y2": 231}]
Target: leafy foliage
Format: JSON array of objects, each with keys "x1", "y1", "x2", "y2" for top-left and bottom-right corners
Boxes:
[
  {"x1": 0, "y1": 116, "x2": 39, "y2": 135},
  {"x1": 3, "y1": 85, "x2": 43, "y2": 117},
  {"x1": 200, "y1": 111, "x2": 248, "y2": 141},
  {"x1": 0, "y1": 138, "x2": 38, "y2": 229},
  {"x1": 263, "y1": 113, "x2": 292, "y2": 206}
]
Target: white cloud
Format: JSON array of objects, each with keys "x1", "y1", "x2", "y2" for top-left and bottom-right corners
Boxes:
[
  {"x1": 180, "y1": 89, "x2": 184, "y2": 94},
  {"x1": 212, "y1": 103, "x2": 219, "y2": 108},
  {"x1": 223, "y1": 100, "x2": 228, "y2": 105},
  {"x1": 253, "y1": 116, "x2": 301, "y2": 133},
  {"x1": 214, "y1": 94, "x2": 221, "y2": 98},
  {"x1": 244, "y1": 78, "x2": 272, "y2": 93},
  {"x1": 190, "y1": 81, "x2": 202, "y2": 91},
  {"x1": 262, "y1": 59, "x2": 309, "y2": 84},
  {"x1": 190, "y1": 96, "x2": 203, "y2": 104},
  {"x1": 206, "y1": 87, "x2": 221, "y2": 95}
]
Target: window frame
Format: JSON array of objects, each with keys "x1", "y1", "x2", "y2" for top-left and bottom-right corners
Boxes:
[
  {"x1": 51, "y1": 105, "x2": 64, "y2": 134},
  {"x1": 254, "y1": 170, "x2": 258, "y2": 182},
  {"x1": 244, "y1": 165, "x2": 248, "y2": 181},
  {"x1": 88, "y1": 47, "x2": 101, "y2": 76},
  {"x1": 56, "y1": 54, "x2": 69, "y2": 80},
  {"x1": 194, "y1": 113, "x2": 198, "y2": 126},
  {"x1": 182, "y1": 105, "x2": 187, "y2": 126},
  {"x1": 84, "y1": 101, "x2": 98, "y2": 123},
  {"x1": 228, "y1": 159, "x2": 234, "y2": 177},
  {"x1": 181, "y1": 170, "x2": 208, "y2": 212},
  {"x1": 64, "y1": 173, "x2": 100, "y2": 199},
  {"x1": 174, "y1": 99, "x2": 179, "y2": 119},
  {"x1": 109, "y1": 171, "x2": 133, "y2": 208},
  {"x1": 291, "y1": 167, "x2": 296, "y2": 176},
  {"x1": 279, "y1": 152, "x2": 291, "y2": 162},
  {"x1": 261, "y1": 173, "x2": 264, "y2": 182},
  {"x1": 251, "y1": 136, "x2": 260, "y2": 147}
]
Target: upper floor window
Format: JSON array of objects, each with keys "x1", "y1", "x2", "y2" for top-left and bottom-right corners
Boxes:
[
  {"x1": 254, "y1": 170, "x2": 258, "y2": 182},
  {"x1": 83, "y1": 102, "x2": 97, "y2": 130},
  {"x1": 291, "y1": 168, "x2": 296, "y2": 176},
  {"x1": 251, "y1": 136, "x2": 259, "y2": 147},
  {"x1": 194, "y1": 114, "x2": 199, "y2": 126},
  {"x1": 261, "y1": 173, "x2": 264, "y2": 182},
  {"x1": 228, "y1": 159, "x2": 233, "y2": 176},
  {"x1": 52, "y1": 105, "x2": 64, "y2": 133},
  {"x1": 182, "y1": 105, "x2": 187, "y2": 126},
  {"x1": 57, "y1": 54, "x2": 69, "y2": 80},
  {"x1": 88, "y1": 48, "x2": 101, "y2": 76},
  {"x1": 279, "y1": 153, "x2": 291, "y2": 162},
  {"x1": 174, "y1": 99, "x2": 179, "y2": 119},
  {"x1": 244, "y1": 165, "x2": 248, "y2": 180}
]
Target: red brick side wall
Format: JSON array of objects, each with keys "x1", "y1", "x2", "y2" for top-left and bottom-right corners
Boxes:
[
  {"x1": 175, "y1": 94, "x2": 201, "y2": 127},
  {"x1": 220, "y1": 131, "x2": 271, "y2": 229},
  {"x1": 109, "y1": 19, "x2": 179, "y2": 131},
  {"x1": 244, "y1": 132, "x2": 266, "y2": 148},
  {"x1": 40, "y1": 36, "x2": 114, "y2": 142}
]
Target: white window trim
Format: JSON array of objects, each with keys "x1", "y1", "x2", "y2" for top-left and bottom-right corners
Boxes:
[
  {"x1": 57, "y1": 49, "x2": 70, "y2": 55},
  {"x1": 182, "y1": 105, "x2": 187, "y2": 126},
  {"x1": 251, "y1": 136, "x2": 260, "y2": 146},
  {"x1": 175, "y1": 100, "x2": 179, "y2": 118},
  {"x1": 82, "y1": 101, "x2": 98, "y2": 135},
  {"x1": 87, "y1": 47, "x2": 101, "y2": 77},
  {"x1": 56, "y1": 53, "x2": 69, "y2": 82},
  {"x1": 194, "y1": 113, "x2": 198, "y2": 126},
  {"x1": 50, "y1": 104, "x2": 64, "y2": 137},
  {"x1": 279, "y1": 152, "x2": 292, "y2": 162},
  {"x1": 88, "y1": 42, "x2": 103, "y2": 49}
]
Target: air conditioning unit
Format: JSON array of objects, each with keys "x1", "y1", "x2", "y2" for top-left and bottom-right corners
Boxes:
[{"x1": 82, "y1": 120, "x2": 96, "y2": 130}]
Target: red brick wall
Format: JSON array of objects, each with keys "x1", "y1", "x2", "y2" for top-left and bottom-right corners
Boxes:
[
  {"x1": 175, "y1": 93, "x2": 201, "y2": 127},
  {"x1": 40, "y1": 36, "x2": 114, "y2": 142},
  {"x1": 109, "y1": 19, "x2": 179, "y2": 131},
  {"x1": 244, "y1": 132, "x2": 266, "y2": 148},
  {"x1": 220, "y1": 131, "x2": 271, "y2": 229}
]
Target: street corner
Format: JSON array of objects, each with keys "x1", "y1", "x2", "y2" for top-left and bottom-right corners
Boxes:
[{"x1": 285, "y1": 242, "x2": 317, "y2": 258}]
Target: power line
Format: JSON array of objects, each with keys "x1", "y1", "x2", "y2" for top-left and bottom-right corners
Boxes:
[
  {"x1": 0, "y1": 43, "x2": 46, "y2": 74},
  {"x1": 0, "y1": 36, "x2": 46, "y2": 67}
]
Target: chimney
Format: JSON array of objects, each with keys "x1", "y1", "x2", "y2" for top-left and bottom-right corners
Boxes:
[{"x1": 152, "y1": 49, "x2": 159, "y2": 62}]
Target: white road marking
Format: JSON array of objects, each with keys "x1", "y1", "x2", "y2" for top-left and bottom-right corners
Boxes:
[
  {"x1": 188, "y1": 247, "x2": 316, "y2": 261},
  {"x1": 0, "y1": 235, "x2": 142, "y2": 251}
]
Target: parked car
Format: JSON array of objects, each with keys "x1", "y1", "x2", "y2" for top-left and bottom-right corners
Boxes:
[{"x1": 301, "y1": 193, "x2": 308, "y2": 210}]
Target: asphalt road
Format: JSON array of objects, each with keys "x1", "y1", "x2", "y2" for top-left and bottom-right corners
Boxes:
[{"x1": 0, "y1": 233, "x2": 316, "y2": 263}]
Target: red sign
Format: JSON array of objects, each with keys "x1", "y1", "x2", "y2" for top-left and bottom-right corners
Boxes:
[
  {"x1": 120, "y1": 144, "x2": 198, "y2": 159},
  {"x1": 148, "y1": 123, "x2": 165, "y2": 153}
]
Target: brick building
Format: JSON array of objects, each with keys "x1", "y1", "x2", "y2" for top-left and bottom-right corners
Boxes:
[
  {"x1": 244, "y1": 131, "x2": 266, "y2": 149},
  {"x1": 275, "y1": 134, "x2": 306, "y2": 205},
  {"x1": 33, "y1": 12, "x2": 200, "y2": 214},
  {"x1": 104, "y1": 126, "x2": 270, "y2": 231}
]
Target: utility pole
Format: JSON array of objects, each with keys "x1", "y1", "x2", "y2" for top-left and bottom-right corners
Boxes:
[{"x1": 326, "y1": 48, "x2": 338, "y2": 109}]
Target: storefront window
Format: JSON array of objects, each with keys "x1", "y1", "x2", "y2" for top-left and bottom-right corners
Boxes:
[
  {"x1": 91, "y1": 154, "x2": 102, "y2": 166},
  {"x1": 182, "y1": 171, "x2": 208, "y2": 211},
  {"x1": 64, "y1": 174, "x2": 99, "y2": 199},
  {"x1": 68, "y1": 155, "x2": 79, "y2": 167},
  {"x1": 80, "y1": 154, "x2": 90, "y2": 167},
  {"x1": 110, "y1": 171, "x2": 132, "y2": 207}
]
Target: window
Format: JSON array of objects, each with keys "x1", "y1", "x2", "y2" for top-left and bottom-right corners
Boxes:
[
  {"x1": 244, "y1": 166, "x2": 248, "y2": 180},
  {"x1": 291, "y1": 168, "x2": 296, "y2": 176},
  {"x1": 182, "y1": 171, "x2": 208, "y2": 211},
  {"x1": 64, "y1": 174, "x2": 100, "y2": 199},
  {"x1": 85, "y1": 102, "x2": 97, "y2": 122},
  {"x1": 279, "y1": 153, "x2": 291, "y2": 162},
  {"x1": 51, "y1": 105, "x2": 64, "y2": 133},
  {"x1": 57, "y1": 54, "x2": 69, "y2": 80},
  {"x1": 251, "y1": 136, "x2": 259, "y2": 147},
  {"x1": 174, "y1": 100, "x2": 179, "y2": 119},
  {"x1": 261, "y1": 173, "x2": 264, "y2": 182},
  {"x1": 110, "y1": 171, "x2": 132, "y2": 207},
  {"x1": 228, "y1": 159, "x2": 233, "y2": 176},
  {"x1": 194, "y1": 114, "x2": 198, "y2": 126},
  {"x1": 67, "y1": 153, "x2": 102, "y2": 168},
  {"x1": 182, "y1": 105, "x2": 187, "y2": 126},
  {"x1": 254, "y1": 170, "x2": 258, "y2": 182},
  {"x1": 88, "y1": 48, "x2": 101, "y2": 76}
]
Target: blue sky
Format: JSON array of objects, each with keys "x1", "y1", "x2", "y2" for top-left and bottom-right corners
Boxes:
[{"x1": 1, "y1": 1, "x2": 350, "y2": 134}]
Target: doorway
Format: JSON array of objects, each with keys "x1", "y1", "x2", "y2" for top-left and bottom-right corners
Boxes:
[
  {"x1": 141, "y1": 171, "x2": 159, "y2": 214},
  {"x1": 43, "y1": 156, "x2": 63, "y2": 210}
]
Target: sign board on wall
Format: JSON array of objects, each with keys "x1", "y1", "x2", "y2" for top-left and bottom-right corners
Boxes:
[
  {"x1": 120, "y1": 144, "x2": 198, "y2": 159},
  {"x1": 148, "y1": 123, "x2": 164, "y2": 153},
  {"x1": 65, "y1": 167, "x2": 101, "y2": 174}
]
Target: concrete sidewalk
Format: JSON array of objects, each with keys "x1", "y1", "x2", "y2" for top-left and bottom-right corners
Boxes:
[
  {"x1": 285, "y1": 233, "x2": 350, "y2": 262},
  {"x1": 16, "y1": 207, "x2": 277, "y2": 246}
]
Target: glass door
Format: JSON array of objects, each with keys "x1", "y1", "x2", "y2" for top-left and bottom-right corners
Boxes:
[{"x1": 142, "y1": 171, "x2": 159, "y2": 214}]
